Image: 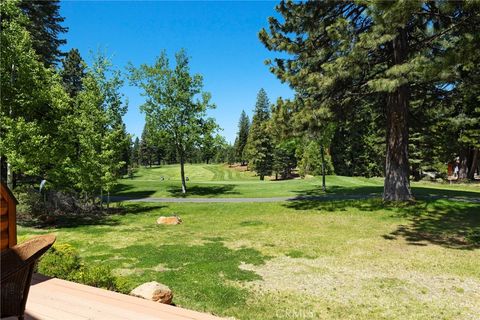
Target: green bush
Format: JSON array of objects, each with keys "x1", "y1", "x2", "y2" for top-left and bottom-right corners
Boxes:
[
  {"x1": 37, "y1": 243, "x2": 131, "y2": 293},
  {"x1": 71, "y1": 265, "x2": 117, "y2": 290},
  {"x1": 37, "y1": 244, "x2": 81, "y2": 279}
]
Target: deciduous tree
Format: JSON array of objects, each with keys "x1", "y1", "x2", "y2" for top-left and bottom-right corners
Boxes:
[{"x1": 128, "y1": 50, "x2": 215, "y2": 193}]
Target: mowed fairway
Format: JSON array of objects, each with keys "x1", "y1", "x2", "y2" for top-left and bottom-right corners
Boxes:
[
  {"x1": 19, "y1": 165, "x2": 480, "y2": 319},
  {"x1": 114, "y1": 164, "x2": 480, "y2": 200}
]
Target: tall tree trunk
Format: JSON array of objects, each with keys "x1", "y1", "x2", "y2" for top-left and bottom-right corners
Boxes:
[
  {"x1": 180, "y1": 152, "x2": 187, "y2": 194},
  {"x1": 383, "y1": 28, "x2": 413, "y2": 202},
  {"x1": 321, "y1": 145, "x2": 326, "y2": 192},
  {"x1": 467, "y1": 148, "x2": 478, "y2": 180}
]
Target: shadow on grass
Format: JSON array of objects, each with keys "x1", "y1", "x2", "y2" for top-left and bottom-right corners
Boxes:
[
  {"x1": 167, "y1": 184, "x2": 239, "y2": 197},
  {"x1": 19, "y1": 204, "x2": 166, "y2": 229},
  {"x1": 298, "y1": 185, "x2": 384, "y2": 197},
  {"x1": 101, "y1": 241, "x2": 269, "y2": 311},
  {"x1": 284, "y1": 197, "x2": 480, "y2": 250},
  {"x1": 386, "y1": 201, "x2": 480, "y2": 250},
  {"x1": 112, "y1": 183, "x2": 157, "y2": 199},
  {"x1": 293, "y1": 184, "x2": 480, "y2": 199},
  {"x1": 412, "y1": 186, "x2": 480, "y2": 200}
]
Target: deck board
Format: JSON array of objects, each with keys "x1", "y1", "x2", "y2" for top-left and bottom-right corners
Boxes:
[{"x1": 3, "y1": 274, "x2": 224, "y2": 320}]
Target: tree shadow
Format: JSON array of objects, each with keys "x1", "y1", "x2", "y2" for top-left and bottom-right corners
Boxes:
[
  {"x1": 411, "y1": 186, "x2": 480, "y2": 200},
  {"x1": 19, "y1": 204, "x2": 166, "y2": 229},
  {"x1": 309, "y1": 185, "x2": 383, "y2": 196},
  {"x1": 385, "y1": 201, "x2": 480, "y2": 250},
  {"x1": 112, "y1": 183, "x2": 157, "y2": 199},
  {"x1": 291, "y1": 184, "x2": 480, "y2": 200},
  {"x1": 284, "y1": 197, "x2": 385, "y2": 212},
  {"x1": 284, "y1": 197, "x2": 480, "y2": 250},
  {"x1": 167, "y1": 184, "x2": 239, "y2": 197}
]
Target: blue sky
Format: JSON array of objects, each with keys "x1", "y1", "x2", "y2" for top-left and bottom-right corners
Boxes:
[{"x1": 60, "y1": 1, "x2": 294, "y2": 143}]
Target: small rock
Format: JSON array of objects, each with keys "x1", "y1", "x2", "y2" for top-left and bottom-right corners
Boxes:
[
  {"x1": 130, "y1": 281, "x2": 173, "y2": 304},
  {"x1": 156, "y1": 216, "x2": 182, "y2": 225}
]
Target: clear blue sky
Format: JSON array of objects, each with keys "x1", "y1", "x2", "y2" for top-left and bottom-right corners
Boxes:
[{"x1": 60, "y1": 1, "x2": 293, "y2": 143}]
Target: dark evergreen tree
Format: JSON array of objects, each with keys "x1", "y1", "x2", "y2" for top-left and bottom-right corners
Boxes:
[
  {"x1": 139, "y1": 123, "x2": 155, "y2": 167},
  {"x1": 61, "y1": 48, "x2": 86, "y2": 98},
  {"x1": 19, "y1": 0, "x2": 67, "y2": 66},
  {"x1": 260, "y1": 1, "x2": 480, "y2": 201},
  {"x1": 245, "y1": 89, "x2": 273, "y2": 180},
  {"x1": 270, "y1": 98, "x2": 298, "y2": 179},
  {"x1": 226, "y1": 144, "x2": 236, "y2": 165},
  {"x1": 131, "y1": 137, "x2": 141, "y2": 166},
  {"x1": 330, "y1": 99, "x2": 385, "y2": 178},
  {"x1": 235, "y1": 110, "x2": 250, "y2": 165}
]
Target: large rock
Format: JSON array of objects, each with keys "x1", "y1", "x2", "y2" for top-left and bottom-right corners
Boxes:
[
  {"x1": 157, "y1": 216, "x2": 182, "y2": 225},
  {"x1": 130, "y1": 281, "x2": 173, "y2": 304}
]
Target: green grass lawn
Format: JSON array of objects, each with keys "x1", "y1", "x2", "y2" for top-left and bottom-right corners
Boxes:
[
  {"x1": 114, "y1": 164, "x2": 480, "y2": 199},
  {"x1": 19, "y1": 165, "x2": 480, "y2": 319},
  {"x1": 19, "y1": 199, "x2": 480, "y2": 319}
]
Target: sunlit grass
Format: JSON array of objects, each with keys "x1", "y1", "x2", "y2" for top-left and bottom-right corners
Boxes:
[
  {"x1": 114, "y1": 164, "x2": 480, "y2": 199},
  {"x1": 19, "y1": 199, "x2": 480, "y2": 319}
]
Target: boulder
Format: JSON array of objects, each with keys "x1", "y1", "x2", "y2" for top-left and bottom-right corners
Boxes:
[
  {"x1": 130, "y1": 281, "x2": 173, "y2": 304},
  {"x1": 157, "y1": 216, "x2": 182, "y2": 225}
]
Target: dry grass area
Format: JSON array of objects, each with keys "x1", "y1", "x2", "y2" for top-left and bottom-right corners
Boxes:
[{"x1": 239, "y1": 255, "x2": 479, "y2": 319}]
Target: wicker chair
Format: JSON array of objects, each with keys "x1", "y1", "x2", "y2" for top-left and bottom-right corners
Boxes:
[{"x1": 1, "y1": 234, "x2": 56, "y2": 320}]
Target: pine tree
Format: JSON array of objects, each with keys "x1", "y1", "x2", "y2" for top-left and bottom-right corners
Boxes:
[
  {"x1": 269, "y1": 98, "x2": 297, "y2": 179},
  {"x1": 260, "y1": 1, "x2": 480, "y2": 201},
  {"x1": 61, "y1": 48, "x2": 86, "y2": 98},
  {"x1": 139, "y1": 124, "x2": 155, "y2": 167},
  {"x1": 131, "y1": 137, "x2": 141, "y2": 166},
  {"x1": 19, "y1": 0, "x2": 67, "y2": 66},
  {"x1": 235, "y1": 110, "x2": 250, "y2": 165},
  {"x1": 245, "y1": 89, "x2": 273, "y2": 180}
]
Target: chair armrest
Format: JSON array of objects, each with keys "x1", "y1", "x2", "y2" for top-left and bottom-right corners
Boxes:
[{"x1": 1, "y1": 234, "x2": 56, "y2": 282}]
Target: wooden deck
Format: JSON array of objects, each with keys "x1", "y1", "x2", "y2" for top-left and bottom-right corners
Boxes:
[{"x1": 3, "y1": 274, "x2": 224, "y2": 320}]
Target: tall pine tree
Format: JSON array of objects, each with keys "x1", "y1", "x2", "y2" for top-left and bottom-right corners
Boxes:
[
  {"x1": 61, "y1": 48, "x2": 86, "y2": 98},
  {"x1": 260, "y1": 1, "x2": 480, "y2": 201},
  {"x1": 235, "y1": 110, "x2": 250, "y2": 165},
  {"x1": 19, "y1": 0, "x2": 67, "y2": 66},
  {"x1": 246, "y1": 89, "x2": 273, "y2": 180}
]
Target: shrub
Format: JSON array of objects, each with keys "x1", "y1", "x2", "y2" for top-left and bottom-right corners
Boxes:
[
  {"x1": 37, "y1": 244, "x2": 81, "y2": 279},
  {"x1": 37, "y1": 243, "x2": 131, "y2": 293},
  {"x1": 71, "y1": 265, "x2": 117, "y2": 290}
]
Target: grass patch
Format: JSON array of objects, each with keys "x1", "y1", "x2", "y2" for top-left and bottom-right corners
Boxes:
[{"x1": 19, "y1": 198, "x2": 480, "y2": 319}]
